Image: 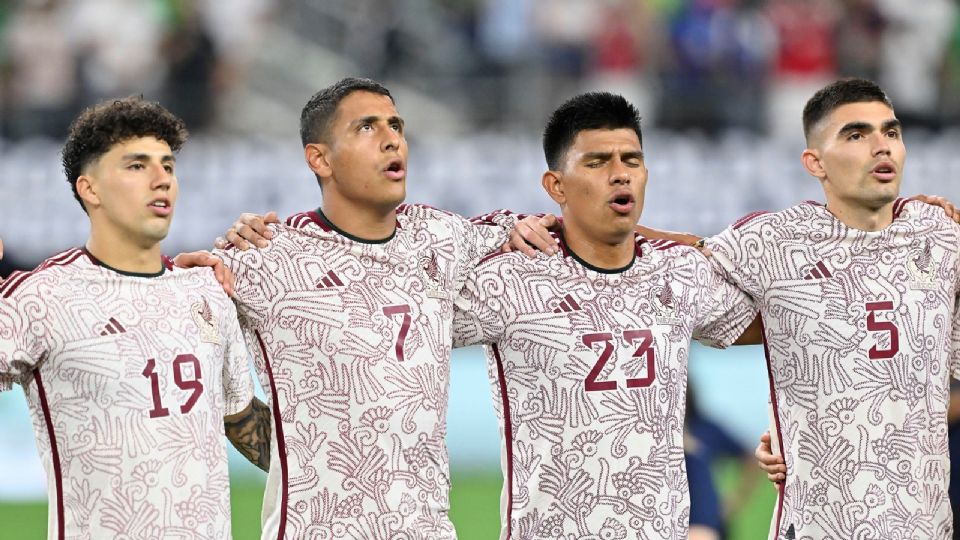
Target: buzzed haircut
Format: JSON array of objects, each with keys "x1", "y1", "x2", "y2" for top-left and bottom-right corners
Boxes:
[
  {"x1": 62, "y1": 96, "x2": 188, "y2": 212},
  {"x1": 300, "y1": 77, "x2": 394, "y2": 147},
  {"x1": 542, "y1": 92, "x2": 643, "y2": 171},
  {"x1": 802, "y1": 78, "x2": 894, "y2": 141}
]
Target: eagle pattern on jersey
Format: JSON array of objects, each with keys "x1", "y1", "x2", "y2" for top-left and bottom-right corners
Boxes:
[
  {"x1": 452, "y1": 234, "x2": 757, "y2": 540},
  {"x1": 216, "y1": 204, "x2": 514, "y2": 540},
  {"x1": 708, "y1": 199, "x2": 960, "y2": 540},
  {"x1": 0, "y1": 249, "x2": 254, "y2": 540}
]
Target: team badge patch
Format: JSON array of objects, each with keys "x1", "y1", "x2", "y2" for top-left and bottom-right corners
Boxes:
[
  {"x1": 654, "y1": 279, "x2": 682, "y2": 326},
  {"x1": 191, "y1": 296, "x2": 221, "y2": 344},
  {"x1": 908, "y1": 239, "x2": 937, "y2": 290},
  {"x1": 419, "y1": 253, "x2": 450, "y2": 300}
]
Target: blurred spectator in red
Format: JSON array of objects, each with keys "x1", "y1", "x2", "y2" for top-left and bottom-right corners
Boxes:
[
  {"x1": 1, "y1": 0, "x2": 78, "y2": 140},
  {"x1": 876, "y1": 0, "x2": 957, "y2": 130},
  {"x1": 765, "y1": 0, "x2": 840, "y2": 138}
]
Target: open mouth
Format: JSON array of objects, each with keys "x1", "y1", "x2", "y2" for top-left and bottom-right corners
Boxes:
[
  {"x1": 609, "y1": 193, "x2": 635, "y2": 215},
  {"x1": 383, "y1": 159, "x2": 405, "y2": 180},
  {"x1": 148, "y1": 199, "x2": 172, "y2": 215}
]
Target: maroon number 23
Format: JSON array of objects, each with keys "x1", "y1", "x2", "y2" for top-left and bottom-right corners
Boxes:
[
  {"x1": 583, "y1": 330, "x2": 655, "y2": 392},
  {"x1": 142, "y1": 354, "x2": 204, "y2": 418}
]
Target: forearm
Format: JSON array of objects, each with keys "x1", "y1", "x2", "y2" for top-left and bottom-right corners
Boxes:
[{"x1": 224, "y1": 397, "x2": 272, "y2": 472}]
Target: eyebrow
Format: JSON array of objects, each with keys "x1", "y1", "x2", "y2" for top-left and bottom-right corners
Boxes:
[
  {"x1": 582, "y1": 150, "x2": 644, "y2": 161},
  {"x1": 122, "y1": 153, "x2": 176, "y2": 163},
  {"x1": 837, "y1": 119, "x2": 902, "y2": 137}
]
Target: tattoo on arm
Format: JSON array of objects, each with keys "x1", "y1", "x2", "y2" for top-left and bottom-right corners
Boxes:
[{"x1": 225, "y1": 398, "x2": 272, "y2": 472}]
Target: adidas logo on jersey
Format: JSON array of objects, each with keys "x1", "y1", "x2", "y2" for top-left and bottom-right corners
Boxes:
[
  {"x1": 552, "y1": 294, "x2": 582, "y2": 313},
  {"x1": 802, "y1": 260, "x2": 833, "y2": 280},
  {"x1": 908, "y1": 239, "x2": 937, "y2": 290},
  {"x1": 315, "y1": 270, "x2": 345, "y2": 289},
  {"x1": 99, "y1": 317, "x2": 127, "y2": 336},
  {"x1": 191, "y1": 296, "x2": 221, "y2": 345}
]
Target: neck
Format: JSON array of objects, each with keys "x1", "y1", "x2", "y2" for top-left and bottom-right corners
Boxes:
[
  {"x1": 86, "y1": 227, "x2": 163, "y2": 274},
  {"x1": 823, "y1": 195, "x2": 895, "y2": 232},
  {"x1": 320, "y1": 195, "x2": 397, "y2": 241},
  {"x1": 562, "y1": 225, "x2": 635, "y2": 271}
]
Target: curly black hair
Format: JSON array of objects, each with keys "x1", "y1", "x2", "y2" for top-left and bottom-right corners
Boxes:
[{"x1": 62, "y1": 97, "x2": 188, "y2": 211}]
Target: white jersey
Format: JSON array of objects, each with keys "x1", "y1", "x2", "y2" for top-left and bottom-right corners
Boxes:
[
  {"x1": 0, "y1": 248, "x2": 255, "y2": 540},
  {"x1": 217, "y1": 204, "x2": 513, "y2": 540},
  {"x1": 708, "y1": 199, "x2": 960, "y2": 540},
  {"x1": 452, "y1": 233, "x2": 757, "y2": 539}
]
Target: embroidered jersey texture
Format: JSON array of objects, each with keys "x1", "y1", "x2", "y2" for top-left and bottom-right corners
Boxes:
[
  {"x1": 452, "y1": 235, "x2": 757, "y2": 539},
  {"x1": 708, "y1": 199, "x2": 960, "y2": 539},
  {"x1": 0, "y1": 250, "x2": 254, "y2": 539},
  {"x1": 217, "y1": 204, "x2": 513, "y2": 539}
]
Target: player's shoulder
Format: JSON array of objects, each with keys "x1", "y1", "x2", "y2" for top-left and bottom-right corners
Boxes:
[
  {"x1": 644, "y1": 238, "x2": 709, "y2": 269},
  {"x1": 0, "y1": 247, "x2": 89, "y2": 299},
  {"x1": 900, "y1": 198, "x2": 960, "y2": 234},
  {"x1": 397, "y1": 203, "x2": 466, "y2": 229}
]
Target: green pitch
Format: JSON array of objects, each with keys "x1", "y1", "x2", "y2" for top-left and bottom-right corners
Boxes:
[{"x1": 0, "y1": 464, "x2": 775, "y2": 538}]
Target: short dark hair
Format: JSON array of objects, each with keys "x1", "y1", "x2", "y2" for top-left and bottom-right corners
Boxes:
[
  {"x1": 62, "y1": 97, "x2": 188, "y2": 211},
  {"x1": 300, "y1": 77, "x2": 394, "y2": 146},
  {"x1": 802, "y1": 78, "x2": 894, "y2": 141},
  {"x1": 542, "y1": 92, "x2": 643, "y2": 170}
]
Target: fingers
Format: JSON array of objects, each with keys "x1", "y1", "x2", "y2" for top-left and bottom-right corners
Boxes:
[
  {"x1": 510, "y1": 215, "x2": 559, "y2": 258},
  {"x1": 755, "y1": 431, "x2": 786, "y2": 483},
  {"x1": 508, "y1": 230, "x2": 538, "y2": 258},
  {"x1": 223, "y1": 212, "x2": 277, "y2": 250}
]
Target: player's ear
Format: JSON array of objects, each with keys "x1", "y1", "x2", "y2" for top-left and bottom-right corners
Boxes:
[
  {"x1": 542, "y1": 170, "x2": 566, "y2": 205},
  {"x1": 801, "y1": 148, "x2": 826, "y2": 180},
  {"x1": 304, "y1": 143, "x2": 333, "y2": 180},
  {"x1": 75, "y1": 175, "x2": 101, "y2": 209}
]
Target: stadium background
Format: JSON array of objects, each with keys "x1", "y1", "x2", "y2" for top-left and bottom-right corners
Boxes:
[{"x1": 2, "y1": 0, "x2": 960, "y2": 538}]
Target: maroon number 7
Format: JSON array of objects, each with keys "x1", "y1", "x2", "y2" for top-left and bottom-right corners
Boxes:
[
  {"x1": 142, "y1": 354, "x2": 204, "y2": 419},
  {"x1": 865, "y1": 301, "x2": 899, "y2": 360},
  {"x1": 583, "y1": 329, "x2": 656, "y2": 392},
  {"x1": 383, "y1": 305, "x2": 412, "y2": 362}
]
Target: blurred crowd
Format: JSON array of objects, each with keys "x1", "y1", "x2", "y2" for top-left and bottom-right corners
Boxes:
[
  {"x1": 441, "y1": 0, "x2": 960, "y2": 134},
  {"x1": 3, "y1": 0, "x2": 960, "y2": 139},
  {"x1": 0, "y1": 0, "x2": 275, "y2": 139}
]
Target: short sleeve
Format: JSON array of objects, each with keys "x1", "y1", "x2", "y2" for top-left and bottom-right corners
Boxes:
[
  {"x1": 219, "y1": 300, "x2": 256, "y2": 415},
  {"x1": 704, "y1": 224, "x2": 764, "y2": 302},
  {"x1": 452, "y1": 265, "x2": 507, "y2": 348},
  {"x1": 0, "y1": 291, "x2": 50, "y2": 391},
  {"x1": 692, "y1": 262, "x2": 758, "y2": 349},
  {"x1": 463, "y1": 209, "x2": 517, "y2": 262}
]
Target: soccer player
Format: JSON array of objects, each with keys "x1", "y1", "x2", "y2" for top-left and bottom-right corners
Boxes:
[
  {"x1": 450, "y1": 92, "x2": 761, "y2": 539},
  {"x1": 0, "y1": 97, "x2": 263, "y2": 538},
  {"x1": 208, "y1": 78, "x2": 555, "y2": 539},
  {"x1": 709, "y1": 78, "x2": 960, "y2": 539}
]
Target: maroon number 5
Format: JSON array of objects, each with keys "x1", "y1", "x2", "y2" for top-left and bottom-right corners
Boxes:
[
  {"x1": 865, "y1": 301, "x2": 899, "y2": 360},
  {"x1": 142, "y1": 354, "x2": 205, "y2": 419},
  {"x1": 583, "y1": 329, "x2": 656, "y2": 393},
  {"x1": 383, "y1": 305, "x2": 412, "y2": 362}
]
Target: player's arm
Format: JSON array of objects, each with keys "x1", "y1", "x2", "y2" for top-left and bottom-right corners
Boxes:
[
  {"x1": 452, "y1": 266, "x2": 507, "y2": 348},
  {"x1": 469, "y1": 210, "x2": 559, "y2": 258},
  {"x1": 224, "y1": 397, "x2": 272, "y2": 472},
  {"x1": 755, "y1": 430, "x2": 786, "y2": 483},
  {"x1": 732, "y1": 315, "x2": 763, "y2": 345}
]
